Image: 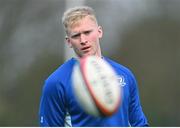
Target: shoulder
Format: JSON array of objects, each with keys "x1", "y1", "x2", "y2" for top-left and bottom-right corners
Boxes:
[
  {"x1": 104, "y1": 57, "x2": 133, "y2": 76},
  {"x1": 42, "y1": 58, "x2": 76, "y2": 93},
  {"x1": 46, "y1": 58, "x2": 76, "y2": 83},
  {"x1": 104, "y1": 57, "x2": 137, "y2": 86}
]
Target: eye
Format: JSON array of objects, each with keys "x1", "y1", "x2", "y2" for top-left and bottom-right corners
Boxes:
[{"x1": 83, "y1": 30, "x2": 92, "y2": 35}]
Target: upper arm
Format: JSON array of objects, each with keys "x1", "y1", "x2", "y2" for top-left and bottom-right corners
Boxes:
[
  {"x1": 39, "y1": 80, "x2": 66, "y2": 126},
  {"x1": 128, "y1": 73, "x2": 149, "y2": 126}
]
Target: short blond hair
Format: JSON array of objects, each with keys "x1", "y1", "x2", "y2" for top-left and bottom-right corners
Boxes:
[{"x1": 62, "y1": 6, "x2": 98, "y2": 35}]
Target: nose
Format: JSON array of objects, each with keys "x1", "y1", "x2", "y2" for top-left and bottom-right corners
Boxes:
[{"x1": 80, "y1": 34, "x2": 87, "y2": 45}]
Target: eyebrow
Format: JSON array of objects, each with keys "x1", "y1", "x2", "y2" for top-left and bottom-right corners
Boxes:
[
  {"x1": 70, "y1": 29, "x2": 93, "y2": 38},
  {"x1": 70, "y1": 32, "x2": 81, "y2": 38}
]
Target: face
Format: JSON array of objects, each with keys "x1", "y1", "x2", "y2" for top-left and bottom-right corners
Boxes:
[{"x1": 66, "y1": 16, "x2": 103, "y2": 58}]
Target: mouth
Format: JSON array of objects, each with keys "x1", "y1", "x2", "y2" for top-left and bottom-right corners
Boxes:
[{"x1": 81, "y1": 46, "x2": 91, "y2": 51}]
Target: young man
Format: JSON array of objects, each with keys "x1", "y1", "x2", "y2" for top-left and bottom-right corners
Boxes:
[{"x1": 39, "y1": 6, "x2": 149, "y2": 126}]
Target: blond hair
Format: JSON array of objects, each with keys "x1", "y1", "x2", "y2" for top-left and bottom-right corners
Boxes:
[{"x1": 62, "y1": 6, "x2": 98, "y2": 35}]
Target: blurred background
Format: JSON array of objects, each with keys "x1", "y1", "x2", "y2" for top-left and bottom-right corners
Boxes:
[{"x1": 0, "y1": 0, "x2": 180, "y2": 126}]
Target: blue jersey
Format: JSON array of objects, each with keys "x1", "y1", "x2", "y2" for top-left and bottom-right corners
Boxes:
[{"x1": 39, "y1": 57, "x2": 148, "y2": 126}]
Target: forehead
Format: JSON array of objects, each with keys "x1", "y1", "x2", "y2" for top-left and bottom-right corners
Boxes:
[{"x1": 68, "y1": 16, "x2": 97, "y2": 32}]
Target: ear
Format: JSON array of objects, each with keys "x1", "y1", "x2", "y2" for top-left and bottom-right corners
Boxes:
[
  {"x1": 65, "y1": 36, "x2": 72, "y2": 48},
  {"x1": 98, "y1": 26, "x2": 103, "y2": 38}
]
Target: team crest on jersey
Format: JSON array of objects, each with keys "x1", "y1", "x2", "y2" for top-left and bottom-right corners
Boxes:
[{"x1": 117, "y1": 75, "x2": 126, "y2": 87}]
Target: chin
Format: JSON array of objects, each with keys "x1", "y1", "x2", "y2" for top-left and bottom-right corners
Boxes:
[
  {"x1": 81, "y1": 55, "x2": 90, "y2": 58},
  {"x1": 83, "y1": 53, "x2": 95, "y2": 57}
]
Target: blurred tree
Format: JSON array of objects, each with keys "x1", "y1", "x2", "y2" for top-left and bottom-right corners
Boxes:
[{"x1": 117, "y1": 16, "x2": 180, "y2": 126}]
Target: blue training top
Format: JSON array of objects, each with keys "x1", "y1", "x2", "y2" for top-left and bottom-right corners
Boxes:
[{"x1": 39, "y1": 57, "x2": 148, "y2": 126}]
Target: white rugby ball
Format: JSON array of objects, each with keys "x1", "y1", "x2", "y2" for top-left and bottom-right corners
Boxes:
[{"x1": 72, "y1": 56, "x2": 121, "y2": 117}]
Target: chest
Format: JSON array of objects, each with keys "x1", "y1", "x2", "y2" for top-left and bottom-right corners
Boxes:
[{"x1": 66, "y1": 72, "x2": 131, "y2": 114}]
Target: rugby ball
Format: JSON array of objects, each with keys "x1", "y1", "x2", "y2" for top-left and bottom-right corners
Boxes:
[{"x1": 72, "y1": 56, "x2": 121, "y2": 117}]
